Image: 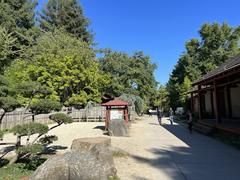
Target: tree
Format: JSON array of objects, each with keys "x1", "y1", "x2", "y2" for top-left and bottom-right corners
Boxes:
[
  {"x1": 40, "y1": 0, "x2": 93, "y2": 43},
  {"x1": 0, "y1": 76, "x2": 20, "y2": 128},
  {"x1": 100, "y1": 50, "x2": 157, "y2": 107},
  {"x1": 8, "y1": 113, "x2": 73, "y2": 165},
  {"x1": 153, "y1": 85, "x2": 169, "y2": 112},
  {"x1": 4, "y1": 30, "x2": 109, "y2": 106},
  {"x1": 119, "y1": 94, "x2": 144, "y2": 116},
  {"x1": 167, "y1": 23, "x2": 240, "y2": 110},
  {"x1": 0, "y1": 0, "x2": 39, "y2": 58},
  {"x1": 0, "y1": 26, "x2": 17, "y2": 73},
  {"x1": 29, "y1": 99, "x2": 62, "y2": 122}
]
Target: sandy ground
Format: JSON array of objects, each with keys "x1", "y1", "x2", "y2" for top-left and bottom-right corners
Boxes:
[{"x1": 1, "y1": 116, "x2": 240, "y2": 180}]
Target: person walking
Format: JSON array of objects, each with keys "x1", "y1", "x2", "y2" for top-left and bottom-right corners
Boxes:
[
  {"x1": 169, "y1": 108, "x2": 174, "y2": 125},
  {"x1": 187, "y1": 112, "x2": 193, "y2": 134},
  {"x1": 157, "y1": 107, "x2": 162, "y2": 125}
]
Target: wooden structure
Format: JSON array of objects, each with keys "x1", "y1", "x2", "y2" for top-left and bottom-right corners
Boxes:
[
  {"x1": 102, "y1": 99, "x2": 129, "y2": 130},
  {"x1": 189, "y1": 54, "x2": 240, "y2": 134}
]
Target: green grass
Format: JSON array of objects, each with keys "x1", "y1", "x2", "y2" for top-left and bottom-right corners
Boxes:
[
  {"x1": 112, "y1": 151, "x2": 129, "y2": 158},
  {"x1": 0, "y1": 157, "x2": 46, "y2": 180},
  {"x1": 0, "y1": 163, "x2": 33, "y2": 180}
]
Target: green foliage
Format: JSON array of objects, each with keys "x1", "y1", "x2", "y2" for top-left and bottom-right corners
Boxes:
[
  {"x1": 153, "y1": 85, "x2": 169, "y2": 112},
  {"x1": 167, "y1": 23, "x2": 240, "y2": 109},
  {"x1": 49, "y1": 113, "x2": 73, "y2": 125},
  {"x1": 0, "y1": 26, "x2": 17, "y2": 73},
  {"x1": 0, "y1": 163, "x2": 33, "y2": 180},
  {"x1": 38, "y1": 135, "x2": 58, "y2": 145},
  {"x1": 6, "y1": 30, "x2": 109, "y2": 105},
  {"x1": 100, "y1": 50, "x2": 157, "y2": 107},
  {"x1": 119, "y1": 94, "x2": 144, "y2": 115},
  {"x1": 0, "y1": 0, "x2": 39, "y2": 60},
  {"x1": 17, "y1": 144, "x2": 44, "y2": 155},
  {"x1": 0, "y1": 96, "x2": 20, "y2": 112},
  {"x1": 40, "y1": 0, "x2": 92, "y2": 43},
  {"x1": 12, "y1": 123, "x2": 49, "y2": 137},
  {"x1": 29, "y1": 99, "x2": 62, "y2": 115}
]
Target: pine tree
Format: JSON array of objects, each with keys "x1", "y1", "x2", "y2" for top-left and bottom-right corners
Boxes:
[{"x1": 40, "y1": 0, "x2": 93, "y2": 43}]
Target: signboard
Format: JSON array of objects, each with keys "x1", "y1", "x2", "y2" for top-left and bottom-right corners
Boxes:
[{"x1": 110, "y1": 110, "x2": 123, "y2": 120}]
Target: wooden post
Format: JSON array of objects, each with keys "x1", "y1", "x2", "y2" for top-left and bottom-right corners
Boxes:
[
  {"x1": 213, "y1": 81, "x2": 220, "y2": 123},
  {"x1": 105, "y1": 106, "x2": 109, "y2": 131},
  {"x1": 124, "y1": 106, "x2": 129, "y2": 123},
  {"x1": 191, "y1": 93, "x2": 194, "y2": 113},
  {"x1": 198, "y1": 85, "x2": 202, "y2": 121},
  {"x1": 226, "y1": 85, "x2": 232, "y2": 119}
]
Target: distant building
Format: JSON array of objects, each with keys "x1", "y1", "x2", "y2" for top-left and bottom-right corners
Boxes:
[{"x1": 189, "y1": 54, "x2": 240, "y2": 134}]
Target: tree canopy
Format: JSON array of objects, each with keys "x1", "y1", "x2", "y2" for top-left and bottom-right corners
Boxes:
[
  {"x1": 40, "y1": 0, "x2": 93, "y2": 43},
  {"x1": 99, "y1": 50, "x2": 157, "y2": 106},
  {"x1": 167, "y1": 23, "x2": 240, "y2": 110}
]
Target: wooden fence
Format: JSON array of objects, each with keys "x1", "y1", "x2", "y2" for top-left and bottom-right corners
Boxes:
[
  {"x1": 0, "y1": 105, "x2": 136, "y2": 130},
  {"x1": 0, "y1": 106, "x2": 107, "y2": 130}
]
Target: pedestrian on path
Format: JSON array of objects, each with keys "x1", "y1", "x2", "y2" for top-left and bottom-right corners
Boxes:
[
  {"x1": 187, "y1": 112, "x2": 193, "y2": 134},
  {"x1": 169, "y1": 108, "x2": 174, "y2": 125},
  {"x1": 157, "y1": 107, "x2": 162, "y2": 125},
  {"x1": 148, "y1": 109, "x2": 152, "y2": 117}
]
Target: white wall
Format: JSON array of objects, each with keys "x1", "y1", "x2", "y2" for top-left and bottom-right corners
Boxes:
[
  {"x1": 205, "y1": 91, "x2": 212, "y2": 114},
  {"x1": 230, "y1": 86, "x2": 240, "y2": 118}
]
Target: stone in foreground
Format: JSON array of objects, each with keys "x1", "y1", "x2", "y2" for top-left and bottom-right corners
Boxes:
[{"x1": 31, "y1": 137, "x2": 117, "y2": 180}]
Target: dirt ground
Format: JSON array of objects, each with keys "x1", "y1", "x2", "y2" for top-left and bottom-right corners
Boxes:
[{"x1": 2, "y1": 115, "x2": 240, "y2": 180}]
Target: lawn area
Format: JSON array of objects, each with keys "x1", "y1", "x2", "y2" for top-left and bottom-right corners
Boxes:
[
  {"x1": 0, "y1": 157, "x2": 46, "y2": 180},
  {"x1": 0, "y1": 163, "x2": 33, "y2": 180}
]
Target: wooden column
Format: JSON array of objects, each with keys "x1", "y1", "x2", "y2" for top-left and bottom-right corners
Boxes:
[
  {"x1": 124, "y1": 106, "x2": 129, "y2": 123},
  {"x1": 226, "y1": 85, "x2": 232, "y2": 119},
  {"x1": 213, "y1": 81, "x2": 220, "y2": 123},
  {"x1": 191, "y1": 93, "x2": 194, "y2": 113},
  {"x1": 198, "y1": 85, "x2": 202, "y2": 121}
]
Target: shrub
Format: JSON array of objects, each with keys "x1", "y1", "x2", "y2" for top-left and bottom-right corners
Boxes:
[
  {"x1": 12, "y1": 123, "x2": 49, "y2": 137},
  {"x1": 49, "y1": 113, "x2": 73, "y2": 125},
  {"x1": 30, "y1": 99, "x2": 62, "y2": 114},
  {"x1": 17, "y1": 144, "x2": 44, "y2": 155}
]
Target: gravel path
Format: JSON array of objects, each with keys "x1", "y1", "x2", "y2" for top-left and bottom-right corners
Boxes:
[{"x1": 1, "y1": 116, "x2": 240, "y2": 180}]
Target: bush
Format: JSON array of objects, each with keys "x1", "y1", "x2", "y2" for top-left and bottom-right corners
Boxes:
[
  {"x1": 17, "y1": 144, "x2": 44, "y2": 155},
  {"x1": 0, "y1": 96, "x2": 20, "y2": 112},
  {"x1": 49, "y1": 113, "x2": 73, "y2": 125},
  {"x1": 30, "y1": 99, "x2": 62, "y2": 114},
  {"x1": 12, "y1": 123, "x2": 49, "y2": 137}
]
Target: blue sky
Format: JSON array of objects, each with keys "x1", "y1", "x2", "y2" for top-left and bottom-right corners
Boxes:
[{"x1": 37, "y1": 0, "x2": 240, "y2": 85}]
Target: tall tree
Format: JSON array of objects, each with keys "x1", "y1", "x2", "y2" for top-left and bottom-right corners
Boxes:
[
  {"x1": 5, "y1": 30, "x2": 108, "y2": 106},
  {"x1": 40, "y1": 0, "x2": 93, "y2": 43},
  {"x1": 167, "y1": 23, "x2": 240, "y2": 110},
  {"x1": 100, "y1": 50, "x2": 157, "y2": 106},
  {"x1": 0, "y1": 0, "x2": 38, "y2": 44},
  {"x1": 0, "y1": 0, "x2": 39, "y2": 65}
]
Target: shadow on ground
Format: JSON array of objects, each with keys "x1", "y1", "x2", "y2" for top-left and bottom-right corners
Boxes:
[{"x1": 131, "y1": 119, "x2": 240, "y2": 180}]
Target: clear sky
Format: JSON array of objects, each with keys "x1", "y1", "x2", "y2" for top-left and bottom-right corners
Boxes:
[{"x1": 37, "y1": 0, "x2": 240, "y2": 85}]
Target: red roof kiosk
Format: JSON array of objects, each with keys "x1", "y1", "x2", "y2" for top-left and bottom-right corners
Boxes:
[{"x1": 102, "y1": 99, "x2": 129, "y2": 130}]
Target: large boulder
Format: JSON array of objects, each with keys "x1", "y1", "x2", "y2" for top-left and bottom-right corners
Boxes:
[
  {"x1": 71, "y1": 137, "x2": 111, "y2": 152},
  {"x1": 108, "y1": 119, "x2": 129, "y2": 137},
  {"x1": 31, "y1": 137, "x2": 117, "y2": 180}
]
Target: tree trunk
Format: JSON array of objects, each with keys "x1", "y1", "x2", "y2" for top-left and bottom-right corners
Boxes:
[
  {"x1": 32, "y1": 114, "x2": 35, "y2": 122},
  {"x1": 8, "y1": 136, "x2": 21, "y2": 165},
  {"x1": 0, "y1": 111, "x2": 6, "y2": 130}
]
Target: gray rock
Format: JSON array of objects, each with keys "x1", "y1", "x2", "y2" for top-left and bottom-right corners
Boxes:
[
  {"x1": 108, "y1": 119, "x2": 129, "y2": 137},
  {"x1": 71, "y1": 137, "x2": 111, "y2": 152},
  {"x1": 31, "y1": 137, "x2": 117, "y2": 180}
]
